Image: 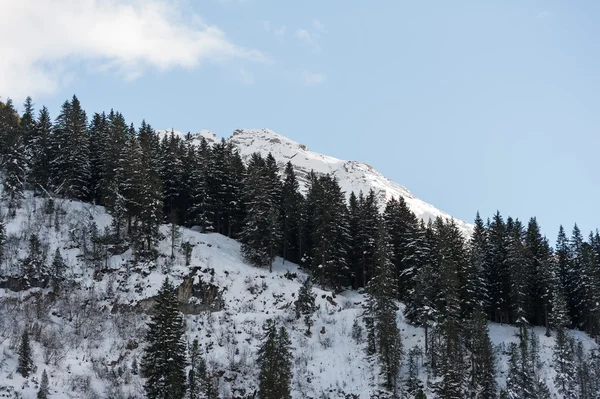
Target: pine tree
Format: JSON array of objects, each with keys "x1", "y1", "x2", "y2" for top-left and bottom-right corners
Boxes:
[
  {"x1": 1, "y1": 99, "x2": 26, "y2": 213},
  {"x1": 50, "y1": 95, "x2": 90, "y2": 200},
  {"x1": 307, "y1": 174, "x2": 350, "y2": 289},
  {"x1": 187, "y1": 339, "x2": 204, "y2": 399},
  {"x1": 17, "y1": 330, "x2": 33, "y2": 378},
  {"x1": 240, "y1": 153, "x2": 281, "y2": 271},
  {"x1": 575, "y1": 341, "x2": 592, "y2": 399},
  {"x1": 506, "y1": 218, "x2": 530, "y2": 326},
  {"x1": 432, "y1": 218, "x2": 466, "y2": 399},
  {"x1": 136, "y1": 121, "x2": 163, "y2": 255},
  {"x1": 49, "y1": 248, "x2": 66, "y2": 292},
  {"x1": 365, "y1": 221, "x2": 403, "y2": 393},
  {"x1": 280, "y1": 161, "x2": 304, "y2": 264},
  {"x1": 294, "y1": 276, "x2": 318, "y2": 335},
  {"x1": 468, "y1": 310, "x2": 497, "y2": 398},
  {"x1": 466, "y1": 212, "x2": 489, "y2": 317},
  {"x1": 487, "y1": 212, "x2": 509, "y2": 323},
  {"x1": 524, "y1": 218, "x2": 554, "y2": 331},
  {"x1": 258, "y1": 322, "x2": 293, "y2": 399},
  {"x1": 567, "y1": 224, "x2": 586, "y2": 329},
  {"x1": 23, "y1": 234, "x2": 46, "y2": 287},
  {"x1": 383, "y1": 196, "x2": 424, "y2": 302},
  {"x1": 188, "y1": 137, "x2": 211, "y2": 231},
  {"x1": 405, "y1": 346, "x2": 424, "y2": 396},
  {"x1": 355, "y1": 190, "x2": 379, "y2": 288},
  {"x1": 505, "y1": 327, "x2": 546, "y2": 399},
  {"x1": 20, "y1": 97, "x2": 36, "y2": 153},
  {"x1": 579, "y1": 238, "x2": 600, "y2": 336},
  {"x1": 0, "y1": 219, "x2": 5, "y2": 265},
  {"x1": 404, "y1": 220, "x2": 437, "y2": 356},
  {"x1": 141, "y1": 278, "x2": 187, "y2": 399},
  {"x1": 553, "y1": 328, "x2": 577, "y2": 397},
  {"x1": 29, "y1": 107, "x2": 52, "y2": 193},
  {"x1": 37, "y1": 369, "x2": 49, "y2": 399}
]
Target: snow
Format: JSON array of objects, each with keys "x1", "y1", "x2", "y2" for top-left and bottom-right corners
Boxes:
[
  {"x1": 0, "y1": 192, "x2": 595, "y2": 398},
  {"x1": 155, "y1": 127, "x2": 473, "y2": 236}
]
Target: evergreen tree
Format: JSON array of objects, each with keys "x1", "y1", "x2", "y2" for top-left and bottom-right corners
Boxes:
[
  {"x1": 506, "y1": 218, "x2": 530, "y2": 326},
  {"x1": 0, "y1": 99, "x2": 26, "y2": 213},
  {"x1": 258, "y1": 322, "x2": 293, "y2": 399},
  {"x1": 405, "y1": 346, "x2": 424, "y2": 396},
  {"x1": 355, "y1": 190, "x2": 379, "y2": 288},
  {"x1": 574, "y1": 341, "x2": 592, "y2": 399},
  {"x1": 37, "y1": 369, "x2": 49, "y2": 399},
  {"x1": 280, "y1": 161, "x2": 304, "y2": 264},
  {"x1": 294, "y1": 277, "x2": 318, "y2": 335},
  {"x1": 383, "y1": 196, "x2": 424, "y2": 302},
  {"x1": 188, "y1": 137, "x2": 211, "y2": 231},
  {"x1": 505, "y1": 327, "x2": 547, "y2": 399},
  {"x1": 404, "y1": 220, "x2": 436, "y2": 355},
  {"x1": 0, "y1": 219, "x2": 5, "y2": 265},
  {"x1": 365, "y1": 221, "x2": 403, "y2": 393},
  {"x1": 467, "y1": 310, "x2": 497, "y2": 398},
  {"x1": 29, "y1": 107, "x2": 53, "y2": 192},
  {"x1": 553, "y1": 328, "x2": 577, "y2": 398},
  {"x1": 49, "y1": 248, "x2": 66, "y2": 292},
  {"x1": 307, "y1": 174, "x2": 350, "y2": 289},
  {"x1": 466, "y1": 212, "x2": 489, "y2": 317},
  {"x1": 141, "y1": 278, "x2": 187, "y2": 399},
  {"x1": 20, "y1": 97, "x2": 36, "y2": 153},
  {"x1": 567, "y1": 224, "x2": 586, "y2": 328},
  {"x1": 135, "y1": 121, "x2": 163, "y2": 255},
  {"x1": 432, "y1": 218, "x2": 466, "y2": 399},
  {"x1": 524, "y1": 218, "x2": 554, "y2": 331},
  {"x1": 486, "y1": 212, "x2": 510, "y2": 323},
  {"x1": 550, "y1": 288, "x2": 570, "y2": 332},
  {"x1": 579, "y1": 238, "x2": 600, "y2": 336},
  {"x1": 240, "y1": 153, "x2": 281, "y2": 271},
  {"x1": 187, "y1": 339, "x2": 204, "y2": 399},
  {"x1": 17, "y1": 330, "x2": 33, "y2": 378},
  {"x1": 50, "y1": 95, "x2": 90, "y2": 200},
  {"x1": 23, "y1": 234, "x2": 46, "y2": 287}
]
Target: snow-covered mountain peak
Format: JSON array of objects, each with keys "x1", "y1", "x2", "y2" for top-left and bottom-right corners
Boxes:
[
  {"x1": 231, "y1": 128, "x2": 311, "y2": 153},
  {"x1": 227, "y1": 128, "x2": 473, "y2": 236}
]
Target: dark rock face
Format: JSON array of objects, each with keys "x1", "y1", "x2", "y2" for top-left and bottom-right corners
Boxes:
[
  {"x1": 176, "y1": 270, "x2": 224, "y2": 314},
  {"x1": 0, "y1": 276, "x2": 48, "y2": 291},
  {"x1": 112, "y1": 268, "x2": 224, "y2": 315}
]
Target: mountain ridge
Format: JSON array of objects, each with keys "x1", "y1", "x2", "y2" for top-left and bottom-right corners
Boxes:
[{"x1": 157, "y1": 127, "x2": 473, "y2": 235}]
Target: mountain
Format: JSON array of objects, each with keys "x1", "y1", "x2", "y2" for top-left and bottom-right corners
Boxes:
[{"x1": 158, "y1": 128, "x2": 473, "y2": 235}]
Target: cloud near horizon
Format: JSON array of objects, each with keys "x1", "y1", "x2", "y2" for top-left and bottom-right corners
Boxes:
[{"x1": 0, "y1": 0, "x2": 264, "y2": 100}]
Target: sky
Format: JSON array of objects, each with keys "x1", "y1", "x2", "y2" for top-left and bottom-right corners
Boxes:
[{"x1": 1, "y1": 0, "x2": 599, "y2": 243}]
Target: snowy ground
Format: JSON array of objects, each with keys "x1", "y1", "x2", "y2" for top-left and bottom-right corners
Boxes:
[{"x1": 0, "y1": 193, "x2": 595, "y2": 398}]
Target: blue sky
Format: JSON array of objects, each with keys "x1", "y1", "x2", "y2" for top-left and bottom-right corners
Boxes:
[{"x1": 2, "y1": 0, "x2": 599, "y2": 242}]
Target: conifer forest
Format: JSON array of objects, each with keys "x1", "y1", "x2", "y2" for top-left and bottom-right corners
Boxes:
[{"x1": 1, "y1": 95, "x2": 599, "y2": 398}]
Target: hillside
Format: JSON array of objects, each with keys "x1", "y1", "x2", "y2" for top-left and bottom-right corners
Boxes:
[{"x1": 0, "y1": 191, "x2": 595, "y2": 398}]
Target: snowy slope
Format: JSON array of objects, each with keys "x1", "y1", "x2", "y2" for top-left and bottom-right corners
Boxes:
[
  {"x1": 228, "y1": 128, "x2": 473, "y2": 236},
  {"x1": 0, "y1": 192, "x2": 595, "y2": 398}
]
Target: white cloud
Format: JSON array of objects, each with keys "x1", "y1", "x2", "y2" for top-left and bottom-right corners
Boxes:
[
  {"x1": 535, "y1": 10, "x2": 552, "y2": 19},
  {"x1": 0, "y1": 0, "x2": 264, "y2": 100},
  {"x1": 296, "y1": 29, "x2": 315, "y2": 46},
  {"x1": 312, "y1": 19, "x2": 325, "y2": 32},
  {"x1": 303, "y1": 72, "x2": 326, "y2": 86},
  {"x1": 261, "y1": 20, "x2": 286, "y2": 37},
  {"x1": 274, "y1": 26, "x2": 287, "y2": 37}
]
